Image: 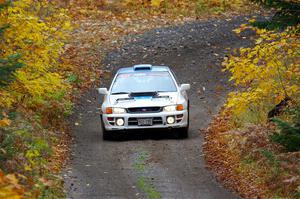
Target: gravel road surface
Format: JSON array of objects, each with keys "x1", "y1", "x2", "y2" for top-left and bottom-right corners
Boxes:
[{"x1": 64, "y1": 16, "x2": 255, "y2": 199}]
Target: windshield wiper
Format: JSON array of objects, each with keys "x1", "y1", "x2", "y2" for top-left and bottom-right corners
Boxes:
[{"x1": 111, "y1": 92, "x2": 130, "y2": 95}]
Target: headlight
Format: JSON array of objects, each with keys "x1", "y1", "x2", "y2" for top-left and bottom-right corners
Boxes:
[
  {"x1": 164, "y1": 105, "x2": 177, "y2": 112},
  {"x1": 163, "y1": 105, "x2": 184, "y2": 112},
  {"x1": 105, "y1": 107, "x2": 126, "y2": 114},
  {"x1": 113, "y1": 108, "x2": 126, "y2": 114}
]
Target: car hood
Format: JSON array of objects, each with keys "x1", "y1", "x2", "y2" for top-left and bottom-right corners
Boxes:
[{"x1": 109, "y1": 92, "x2": 179, "y2": 108}]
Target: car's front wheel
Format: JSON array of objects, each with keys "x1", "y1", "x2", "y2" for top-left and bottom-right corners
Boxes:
[
  {"x1": 102, "y1": 130, "x2": 111, "y2": 140},
  {"x1": 175, "y1": 126, "x2": 188, "y2": 139}
]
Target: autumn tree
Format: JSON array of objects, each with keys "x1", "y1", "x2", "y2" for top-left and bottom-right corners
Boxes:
[
  {"x1": 224, "y1": 24, "x2": 299, "y2": 123},
  {"x1": 0, "y1": 0, "x2": 72, "y2": 117},
  {"x1": 0, "y1": 0, "x2": 72, "y2": 197}
]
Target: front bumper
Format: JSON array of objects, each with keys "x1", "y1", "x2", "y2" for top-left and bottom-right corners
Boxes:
[{"x1": 102, "y1": 110, "x2": 188, "y2": 131}]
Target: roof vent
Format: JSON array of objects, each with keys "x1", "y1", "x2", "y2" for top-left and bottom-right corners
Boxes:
[{"x1": 133, "y1": 64, "x2": 152, "y2": 71}]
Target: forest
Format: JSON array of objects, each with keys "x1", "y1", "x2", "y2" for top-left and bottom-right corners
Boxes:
[{"x1": 0, "y1": 0, "x2": 299, "y2": 198}]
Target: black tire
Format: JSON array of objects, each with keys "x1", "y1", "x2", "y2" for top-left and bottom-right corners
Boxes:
[
  {"x1": 103, "y1": 130, "x2": 111, "y2": 140},
  {"x1": 175, "y1": 126, "x2": 189, "y2": 139}
]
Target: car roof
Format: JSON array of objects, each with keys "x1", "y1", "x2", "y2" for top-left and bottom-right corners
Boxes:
[{"x1": 117, "y1": 65, "x2": 170, "y2": 74}]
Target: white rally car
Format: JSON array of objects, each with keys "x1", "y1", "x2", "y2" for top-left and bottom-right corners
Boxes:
[{"x1": 98, "y1": 64, "x2": 190, "y2": 140}]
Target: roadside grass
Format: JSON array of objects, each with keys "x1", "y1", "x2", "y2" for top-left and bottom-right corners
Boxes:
[
  {"x1": 0, "y1": 114, "x2": 69, "y2": 198},
  {"x1": 205, "y1": 106, "x2": 300, "y2": 198},
  {"x1": 137, "y1": 176, "x2": 161, "y2": 199},
  {"x1": 133, "y1": 151, "x2": 150, "y2": 172},
  {"x1": 231, "y1": 107, "x2": 269, "y2": 127}
]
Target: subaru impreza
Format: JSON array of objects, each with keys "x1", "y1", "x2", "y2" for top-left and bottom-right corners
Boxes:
[{"x1": 98, "y1": 64, "x2": 190, "y2": 140}]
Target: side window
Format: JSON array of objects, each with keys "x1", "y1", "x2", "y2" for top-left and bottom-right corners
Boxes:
[{"x1": 170, "y1": 69, "x2": 180, "y2": 86}]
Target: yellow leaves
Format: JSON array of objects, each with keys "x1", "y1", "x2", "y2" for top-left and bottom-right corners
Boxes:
[
  {"x1": 151, "y1": 0, "x2": 163, "y2": 7},
  {"x1": 255, "y1": 38, "x2": 263, "y2": 44},
  {"x1": 275, "y1": 94, "x2": 285, "y2": 104},
  {"x1": 0, "y1": 118, "x2": 11, "y2": 127},
  {"x1": 233, "y1": 27, "x2": 242, "y2": 34},
  {"x1": 0, "y1": 171, "x2": 24, "y2": 199},
  {"x1": 124, "y1": 0, "x2": 164, "y2": 8},
  {"x1": 224, "y1": 26, "x2": 300, "y2": 120},
  {"x1": 256, "y1": 28, "x2": 267, "y2": 35},
  {"x1": 233, "y1": 24, "x2": 249, "y2": 34},
  {"x1": 0, "y1": 112, "x2": 11, "y2": 127},
  {"x1": 0, "y1": 0, "x2": 72, "y2": 110},
  {"x1": 25, "y1": 149, "x2": 41, "y2": 171},
  {"x1": 249, "y1": 18, "x2": 256, "y2": 23}
]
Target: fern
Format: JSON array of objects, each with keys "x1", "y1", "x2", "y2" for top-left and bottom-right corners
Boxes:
[{"x1": 271, "y1": 107, "x2": 300, "y2": 152}]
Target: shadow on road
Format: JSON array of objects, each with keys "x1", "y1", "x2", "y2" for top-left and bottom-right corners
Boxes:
[{"x1": 104, "y1": 129, "x2": 188, "y2": 141}]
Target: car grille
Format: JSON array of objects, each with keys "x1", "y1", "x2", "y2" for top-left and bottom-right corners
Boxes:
[
  {"x1": 128, "y1": 117, "x2": 163, "y2": 126},
  {"x1": 127, "y1": 107, "x2": 162, "y2": 114}
]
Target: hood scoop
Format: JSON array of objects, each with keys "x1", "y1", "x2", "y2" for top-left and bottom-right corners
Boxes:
[
  {"x1": 114, "y1": 92, "x2": 170, "y2": 104},
  {"x1": 130, "y1": 92, "x2": 169, "y2": 100},
  {"x1": 129, "y1": 92, "x2": 156, "y2": 98}
]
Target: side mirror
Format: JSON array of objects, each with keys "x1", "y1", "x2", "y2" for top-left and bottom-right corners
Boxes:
[
  {"x1": 97, "y1": 88, "x2": 108, "y2": 95},
  {"x1": 180, "y1": 84, "x2": 190, "y2": 91}
]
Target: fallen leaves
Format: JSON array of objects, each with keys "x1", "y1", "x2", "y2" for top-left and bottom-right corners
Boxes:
[
  {"x1": 203, "y1": 113, "x2": 268, "y2": 198},
  {"x1": 203, "y1": 110, "x2": 300, "y2": 198},
  {"x1": 62, "y1": 1, "x2": 197, "y2": 98}
]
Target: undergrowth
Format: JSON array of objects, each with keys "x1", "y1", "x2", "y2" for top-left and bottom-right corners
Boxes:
[{"x1": 204, "y1": 1, "x2": 300, "y2": 198}]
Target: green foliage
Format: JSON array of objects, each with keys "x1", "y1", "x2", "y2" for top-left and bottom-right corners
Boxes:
[
  {"x1": 66, "y1": 73, "x2": 81, "y2": 85},
  {"x1": 251, "y1": 0, "x2": 300, "y2": 29},
  {"x1": 271, "y1": 107, "x2": 300, "y2": 152},
  {"x1": 0, "y1": 131, "x2": 18, "y2": 161},
  {"x1": 0, "y1": 127, "x2": 52, "y2": 170},
  {"x1": 0, "y1": 2, "x2": 72, "y2": 197},
  {"x1": 0, "y1": 24, "x2": 9, "y2": 35},
  {"x1": 0, "y1": 116, "x2": 64, "y2": 198},
  {"x1": 259, "y1": 149, "x2": 280, "y2": 167},
  {"x1": 195, "y1": 0, "x2": 208, "y2": 15},
  {"x1": 0, "y1": 54, "x2": 24, "y2": 87},
  {"x1": 0, "y1": 1, "x2": 9, "y2": 11},
  {"x1": 0, "y1": 3, "x2": 24, "y2": 87}
]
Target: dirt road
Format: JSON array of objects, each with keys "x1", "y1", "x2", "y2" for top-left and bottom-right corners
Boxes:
[{"x1": 64, "y1": 16, "x2": 254, "y2": 199}]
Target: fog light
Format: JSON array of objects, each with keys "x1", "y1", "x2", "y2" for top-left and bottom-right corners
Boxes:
[
  {"x1": 167, "y1": 116, "x2": 175, "y2": 124},
  {"x1": 116, "y1": 118, "x2": 124, "y2": 126}
]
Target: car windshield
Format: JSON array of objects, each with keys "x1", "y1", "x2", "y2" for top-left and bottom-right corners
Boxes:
[{"x1": 111, "y1": 71, "x2": 177, "y2": 94}]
